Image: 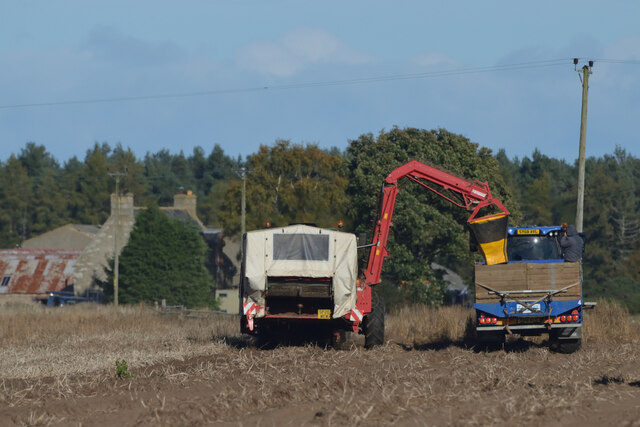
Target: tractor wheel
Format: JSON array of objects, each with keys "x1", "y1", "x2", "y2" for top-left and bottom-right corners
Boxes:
[
  {"x1": 475, "y1": 330, "x2": 505, "y2": 351},
  {"x1": 549, "y1": 328, "x2": 582, "y2": 353},
  {"x1": 550, "y1": 338, "x2": 582, "y2": 354},
  {"x1": 331, "y1": 330, "x2": 349, "y2": 350},
  {"x1": 364, "y1": 291, "x2": 385, "y2": 349},
  {"x1": 254, "y1": 321, "x2": 277, "y2": 349}
]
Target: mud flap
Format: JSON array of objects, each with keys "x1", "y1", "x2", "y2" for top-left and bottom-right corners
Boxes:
[
  {"x1": 243, "y1": 302, "x2": 259, "y2": 332},
  {"x1": 469, "y1": 213, "x2": 509, "y2": 265},
  {"x1": 553, "y1": 326, "x2": 582, "y2": 340}
]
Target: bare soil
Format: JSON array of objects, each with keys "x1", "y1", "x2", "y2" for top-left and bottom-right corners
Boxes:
[{"x1": 2, "y1": 303, "x2": 640, "y2": 426}]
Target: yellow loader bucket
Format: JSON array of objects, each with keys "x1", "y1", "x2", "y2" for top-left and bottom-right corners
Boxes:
[{"x1": 469, "y1": 213, "x2": 509, "y2": 265}]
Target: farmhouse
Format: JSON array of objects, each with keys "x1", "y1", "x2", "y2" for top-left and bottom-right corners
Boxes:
[
  {"x1": 1, "y1": 191, "x2": 239, "y2": 309},
  {"x1": 74, "y1": 191, "x2": 238, "y2": 298}
]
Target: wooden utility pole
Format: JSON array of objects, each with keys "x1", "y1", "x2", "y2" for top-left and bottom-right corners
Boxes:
[
  {"x1": 575, "y1": 59, "x2": 593, "y2": 233},
  {"x1": 240, "y1": 167, "x2": 247, "y2": 239},
  {"x1": 235, "y1": 167, "x2": 252, "y2": 259},
  {"x1": 108, "y1": 171, "x2": 127, "y2": 306}
]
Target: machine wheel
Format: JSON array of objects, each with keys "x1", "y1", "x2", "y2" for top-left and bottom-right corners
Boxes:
[
  {"x1": 331, "y1": 330, "x2": 349, "y2": 350},
  {"x1": 550, "y1": 338, "x2": 582, "y2": 354},
  {"x1": 254, "y1": 321, "x2": 278, "y2": 349},
  {"x1": 364, "y1": 292, "x2": 385, "y2": 349},
  {"x1": 549, "y1": 328, "x2": 582, "y2": 353},
  {"x1": 475, "y1": 330, "x2": 505, "y2": 351}
]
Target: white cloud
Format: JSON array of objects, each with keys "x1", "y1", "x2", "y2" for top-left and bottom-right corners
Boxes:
[{"x1": 237, "y1": 28, "x2": 374, "y2": 77}]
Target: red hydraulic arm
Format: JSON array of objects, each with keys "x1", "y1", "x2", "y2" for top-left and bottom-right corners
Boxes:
[{"x1": 363, "y1": 160, "x2": 510, "y2": 286}]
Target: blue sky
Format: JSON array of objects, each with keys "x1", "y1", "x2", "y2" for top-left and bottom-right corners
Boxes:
[{"x1": 1, "y1": 1, "x2": 639, "y2": 164}]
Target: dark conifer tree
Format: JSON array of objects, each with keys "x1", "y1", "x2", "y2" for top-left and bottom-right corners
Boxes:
[{"x1": 102, "y1": 204, "x2": 216, "y2": 308}]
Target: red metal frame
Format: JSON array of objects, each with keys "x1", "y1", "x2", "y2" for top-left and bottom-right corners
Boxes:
[
  {"x1": 355, "y1": 281, "x2": 372, "y2": 314},
  {"x1": 363, "y1": 160, "x2": 509, "y2": 287}
]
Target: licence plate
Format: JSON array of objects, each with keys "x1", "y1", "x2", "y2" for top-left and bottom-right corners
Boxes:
[
  {"x1": 516, "y1": 229, "x2": 540, "y2": 235},
  {"x1": 516, "y1": 303, "x2": 541, "y2": 314},
  {"x1": 317, "y1": 309, "x2": 331, "y2": 319},
  {"x1": 510, "y1": 316, "x2": 545, "y2": 325}
]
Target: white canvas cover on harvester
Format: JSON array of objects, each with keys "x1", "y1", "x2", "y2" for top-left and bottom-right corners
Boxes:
[{"x1": 242, "y1": 224, "x2": 358, "y2": 319}]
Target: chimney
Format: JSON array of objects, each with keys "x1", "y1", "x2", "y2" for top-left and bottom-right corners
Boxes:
[
  {"x1": 174, "y1": 190, "x2": 197, "y2": 218},
  {"x1": 110, "y1": 193, "x2": 134, "y2": 217}
]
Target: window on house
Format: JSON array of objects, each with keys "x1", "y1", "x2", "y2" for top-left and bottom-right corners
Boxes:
[
  {"x1": 1, "y1": 276, "x2": 10, "y2": 287},
  {"x1": 218, "y1": 293, "x2": 227, "y2": 298}
]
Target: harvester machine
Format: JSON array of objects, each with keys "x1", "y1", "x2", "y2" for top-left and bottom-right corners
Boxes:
[{"x1": 240, "y1": 160, "x2": 510, "y2": 348}]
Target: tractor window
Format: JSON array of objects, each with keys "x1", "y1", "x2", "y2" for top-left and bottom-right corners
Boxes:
[
  {"x1": 507, "y1": 236, "x2": 562, "y2": 261},
  {"x1": 273, "y1": 233, "x2": 330, "y2": 261}
]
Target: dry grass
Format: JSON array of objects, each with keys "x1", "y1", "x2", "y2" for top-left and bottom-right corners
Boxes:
[
  {"x1": 1, "y1": 300, "x2": 640, "y2": 426},
  {"x1": 0, "y1": 302, "x2": 239, "y2": 380},
  {"x1": 583, "y1": 299, "x2": 636, "y2": 344},
  {"x1": 1, "y1": 300, "x2": 638, "y2": 380},
  {"x1": 386, "y1": 305, "x2": 474, "y2": 347}
]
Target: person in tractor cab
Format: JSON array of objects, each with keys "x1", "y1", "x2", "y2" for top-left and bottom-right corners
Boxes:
[{"x1": 560, "y1": 224, "x2": 583, "y2": 262}]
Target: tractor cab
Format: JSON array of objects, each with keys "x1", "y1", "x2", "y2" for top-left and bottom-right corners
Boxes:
[{"x1": 506, "y1": 226, "x2": 585, "y2": 262}]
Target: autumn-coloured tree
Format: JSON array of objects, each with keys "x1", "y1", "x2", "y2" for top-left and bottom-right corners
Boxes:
[{"x1": 218, "y1": 140, "x2": 349, "y2": 235}]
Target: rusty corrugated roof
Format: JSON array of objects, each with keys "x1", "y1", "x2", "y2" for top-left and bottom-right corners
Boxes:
[{"x1": 0, "y1": 249, "x2": 82, "y2": 295}]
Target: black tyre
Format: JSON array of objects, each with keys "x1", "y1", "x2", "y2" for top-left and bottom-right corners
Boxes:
[
  {"x1": 331, "y1": 330, "x2": 349, "y2": 350},
  {"x1": 254, "y1": 321, "x2": 277, "y2": 349},
  {"x1": 476, "y1": 330, "x2": 505, "y2": 351},
  {"x1": 549, "y1": 328, "x2": 582, "y2": 353},
  {"x1": 364, "y1": 291, "x2": 385, "y2": 349},
  {"x1": 550, "y1": 338, "x2": 582, "y2": 354}
]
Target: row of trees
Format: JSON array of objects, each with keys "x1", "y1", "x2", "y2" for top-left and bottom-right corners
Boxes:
[
  {"x1": 1, "y1": 130, "x2": 638, "y2": 311},
  {"x1": 0, "y1": 142, "x2": 238, "y2": 248}
]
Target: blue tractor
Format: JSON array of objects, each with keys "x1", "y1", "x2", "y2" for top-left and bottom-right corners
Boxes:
[{"x1": 474, "y1": 225, "x2": 587, "y2": 353}]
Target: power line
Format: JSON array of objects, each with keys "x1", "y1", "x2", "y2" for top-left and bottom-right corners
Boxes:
[
  {"x1": 0, "y1": 59, "x2": 571, "y2": 110},
  {"x1": 594, "y1": 59, "x2": 640, "y2": 64}
]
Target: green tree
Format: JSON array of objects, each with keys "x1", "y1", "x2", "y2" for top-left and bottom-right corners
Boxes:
[
  {"x1": 73, "y1": 143, "x2": 113, "y2": 225},
  {"x1": 495, "y1": 149, "x2": 520, "y2": 200},
  {"x1": 520, "y1": 171, "x2": 553, "y2": 224},
  {"x1": 29, "y1": 167, "x2": 68, "y2": 236},
  {"x1": 197, "y1": 144, "x2": 239, "y2": 227},
  {"x1": 500, "y1": 149, "x2": 576, "y2": 226},
  {"x1": 142, "y1": 149, "x2": 202, "y2": 206},
  {"x1": 102, "y1": 204, "x2": 216, "y2": 308},
  {"x1": 0, "y1": 156, "x2": 33, "y2": 247},
  {"x1": 345, "y1": 127, "x2": 519, "y2": 306},
  {"x1": 580, "y1": 148, "x2": 640, "y2": 310},
  {"x1": 110, "y1": 144, "x2": 148, "y2": 202},
  {"x1": 0, "y1": 144, "x2": 67, "y2": 245},
  {"x1": 18, "y1": 142, "x2": 59, "y2": 181},
  {"x1": 218, "y1": 140, "x2": 348, "y2": 235}
]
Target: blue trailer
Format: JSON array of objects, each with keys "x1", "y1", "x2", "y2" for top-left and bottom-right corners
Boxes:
[{"x1": 474, "y1": 226, "x2": 585, "y2": 353}]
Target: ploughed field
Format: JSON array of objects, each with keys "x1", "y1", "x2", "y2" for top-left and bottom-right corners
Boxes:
[{"x1": 1, "y1": 302, "x2": 639, "y2": 426}]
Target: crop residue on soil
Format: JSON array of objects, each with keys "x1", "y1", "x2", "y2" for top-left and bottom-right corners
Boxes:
[{"x1": 1, "y1": 302, "x2": 640, "y2": 426}]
